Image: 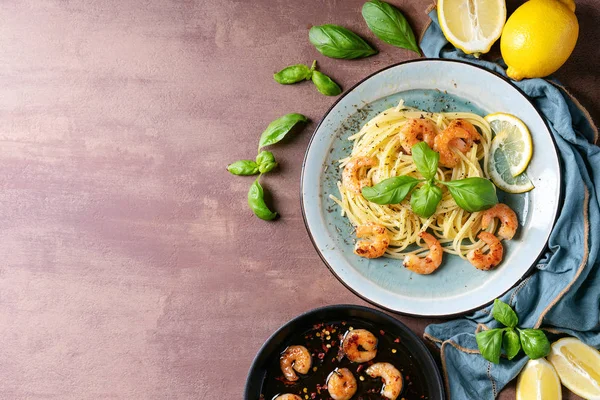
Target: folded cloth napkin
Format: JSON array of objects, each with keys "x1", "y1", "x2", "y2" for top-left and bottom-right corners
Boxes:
[{"x1": 420, "y1": 8, "x2": 600, "y2": 400}]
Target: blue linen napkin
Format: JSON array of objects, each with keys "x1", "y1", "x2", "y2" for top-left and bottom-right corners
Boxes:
[{"x1": 420, "y1": 9, "x2": 600, "y2": 400}]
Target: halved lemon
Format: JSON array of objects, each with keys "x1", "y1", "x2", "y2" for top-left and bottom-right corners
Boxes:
[
  {"x1": 516, "y1": 358, "x2": 562, "y2": 400},
  {"x1": 485, "y1": 113, "x2": 533, "y2": 176},
  {"x1": 547, "y1": 337, "x2": 600, "y2": 399},
  {"x1": 437, "y1": 0, "x2": 507, "y2": 55}
]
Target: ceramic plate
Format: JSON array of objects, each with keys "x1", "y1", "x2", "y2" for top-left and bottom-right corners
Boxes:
[{"x1": 301, "y1": 59, "x2": 561, "y2": 317}]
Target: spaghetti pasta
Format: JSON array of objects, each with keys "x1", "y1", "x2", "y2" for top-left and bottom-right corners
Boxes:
[{"x1": 330, "y1": 100, "x2": 496, "y2": 260}]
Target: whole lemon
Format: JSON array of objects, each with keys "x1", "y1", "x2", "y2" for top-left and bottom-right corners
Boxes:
[{"x1": 501, "y1": 0, "x2": 578, "y2": 81}]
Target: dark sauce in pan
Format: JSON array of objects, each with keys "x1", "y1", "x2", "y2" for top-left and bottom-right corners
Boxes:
[{"x1": 260, "y1": 319, "x2": 430, "y2": 400}]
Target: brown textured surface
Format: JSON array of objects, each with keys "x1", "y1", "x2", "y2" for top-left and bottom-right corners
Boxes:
[{"x1": 1, "y1": 0, "x2": 596, "y2": 398}]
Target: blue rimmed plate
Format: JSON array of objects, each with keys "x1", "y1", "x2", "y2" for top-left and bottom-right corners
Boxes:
[{"x1": 300, "y1": 59, "x2": 561, "y2": 317}]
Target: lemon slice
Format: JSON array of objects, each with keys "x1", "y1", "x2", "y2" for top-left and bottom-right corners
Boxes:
[
  {"x1": 488, "y1": 132, "x2": 535, "y2": 193},
  {"x1": 485, "y1": 113, "x2": 533, "y2": 176},
  {"x1": 517, "y1": 359, "x2": 562, "y2": 400},
  {"x1": 437, "y1": 0, "x2": 507, "y2": 55},
  {"x1": 547, "y1": 337, "x2": 600, "y2": 399}
]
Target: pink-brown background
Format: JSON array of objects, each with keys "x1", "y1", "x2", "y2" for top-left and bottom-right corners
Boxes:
[{"x1": 0, "y1": 0, "x2": 596, "y2": 398}]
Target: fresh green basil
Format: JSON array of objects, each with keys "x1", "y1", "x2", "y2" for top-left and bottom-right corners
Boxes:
[
  {"x1": 258, "y1": 113, "x2": 308, "y2": 150},
  {"x1": 361, "y1": 0, "x2": 420, "y2": 54},
  {"x1": 227, "y1": 160, "x2": 259, "y2": 176},
  {"x1": 476, "y1": 328, "x2": 503, "y2": 364},
  {"x1": 410, "y1": 183, "x2": 442, "y2": 218},
  {"x1": 311, "y1": 70, "x2": 342, "y2": 96},
  {"x1": 362, "y1": 176, "x2": 420, "y2": 205},
  {"x1": 503, "y1": 329, "x2": 521, "y2": 360},
  {"x1": 492, "y1": 299, "x2": 519, "y2": 328},
  {"x1": 309, "y1": 24, "x2": 378, "y2": 59},
  {"x1": 248, "y1": 179, "x2": 277, "y2": 220},
  {"x1": 439, "y1": 177, "x2": 498, "y2": 212},
  {"x1": 411, "y1": 142, "x2": 439, "y2": 181},
  {"x1": 273, "y1": 64, "x2": 312, "y2": 84},
  {"x1": 256, "y1": 151, "x2": 277, "y2": 174},
  {"x1": 518, "y1": 329, "x2": 551, "y2": 360}
]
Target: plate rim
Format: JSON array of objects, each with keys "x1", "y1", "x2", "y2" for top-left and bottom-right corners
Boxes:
[
  {"x1": 299, "y1": 58, "x2": 563, "y2": 318},
  {"x1": 243, "y1": 303, "x2": 446, "y2": 399}
]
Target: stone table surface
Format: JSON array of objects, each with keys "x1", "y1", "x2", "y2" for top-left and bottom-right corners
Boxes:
[{"x1": 1, "y1": 0, "x2": 597, "y2": 398}]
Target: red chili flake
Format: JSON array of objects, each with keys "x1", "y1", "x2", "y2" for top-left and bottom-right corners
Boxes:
[
  {"x1": 341, "y1": 321, "x2": 347, "y2": 325},
  {"x1": 379, "y1": 329, "x2": 385, "y2": 335},
  {"x1": 322, "y1": 344, "x2": 329, "y2": 352},
  {"x1": 310, "y1": 393, "x2": 316, "y2": 399},
  {"x1": 318, "y1": 352, "x2": 325, "y2": 360},
  {"x1": 406, "y1": 375, "x2": 410, "y2": 380},
  {"x1": 357, "y1": 364, "x2": 364, "y2": 373},
  {"x1": 394, "y1": 338, "x2": 401, "y2": 343}
]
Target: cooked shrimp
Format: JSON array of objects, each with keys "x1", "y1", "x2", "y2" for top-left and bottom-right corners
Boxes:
[
  {"x1": 274, "y1": 395, "x2": 302, "y2": 400},
  {"x1": 433, "y1": 119, "x2": 482, "y2": 168},
  {"x1": 399, "y1": 118, "x2": 438, "y2": 154},
  {"x1": 342, "y1": 156, "x2": 376, "y2": 194},
  {"x1": 326, "y1": 368, "x2": 357, "y2": 400},
  {"x1": 342, "y1": 328, "x2": 378, "y2": 363},
  {"x1": 403, "y1": 232, "x2": 443, "y2": 274},
  {"x1": 467, "y1": 232, "x2": 504, "y2": 270},
  {"x1": 481, "y1": 203, "x2": 518, "y2": 240},
  {"x1": 354, "y1": 222, "x2": 390, "y2": 259},
  {"x1": 279, "y1": 345, "x2": 311, "y2": 382},
  {"x1": 366, "y1": 362, "x2": 403, "y2": 400}
]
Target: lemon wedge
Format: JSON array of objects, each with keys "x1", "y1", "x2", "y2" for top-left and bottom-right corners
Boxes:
[
  {"x1": 517, "y1": 358, "x2": 562, "y2": 400},
  {"x1": 485, "y1": 113, "x2": 533, "y2": 176},
  {"x1": 547, "y1": 337, "x2": 600, "y2": 399},
  {"x1": 437, "y1": 0, "x2": 507, "y2": 55}
]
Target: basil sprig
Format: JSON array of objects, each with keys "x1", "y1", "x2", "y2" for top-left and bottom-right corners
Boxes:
[
  {"x1": 362, "y1": 176, "x2": 420, "y2": 204},
  {"x1": 410, "y1": 183, "x2": 442, "y2": 218},
  {"x1": 439, "y1": 178, "x2": 498, "y2": 212},
  {"x1": 309, "y1": 24, "x2": 378, "y2": 59},
  {"x1": 227, "y1": 160, "x2": 259, "y2": 176},
  {"x1": 228, "y1": 114, "x2": 309, "y2": 220},
  {"x1": 411, "y1": 141, "x2": 439, "y2": 181},
  {"x1": 258, "y1": 113, "x2": 308, "y2": 149},
  {"x1": 273, "y1": 64, "x2": 312, "y2": 84},
  {"x1": 476, "y1": 299, "x2": 551, "y2": 364},
  {"x1": 273, "y1": 61, "x2": 342, "y2": 96},
  {"x1": 359, "y1": 142, "x2": 497, "y2": 216},
  {"x1": 361, "y1": 0, "x2": 420, "y2": 54},
  {"x1": 248, "y1": 178, "x2": 277, "y2": 221}
]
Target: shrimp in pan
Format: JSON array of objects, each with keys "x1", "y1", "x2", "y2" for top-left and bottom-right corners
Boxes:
[
  {"x1": 279, "y1": 345, "x2": 311, "y2": 382},
  {"x1": 403, "y1": 232, "x2": 443, "y2": 274},
  {"x1": 354, "y1": 222, "x2": 390, "y2": 259},
  {"x1": 342, "y1": 156, "x2": 376, "y2": 194},
  {"x1": 341, "y1": 328, "x2": 378, "y2": 363},
  {"x1": 366, "y1": 362, "x2": 403, "y2": 400},
  {"x1": 326, "y1": 368, "x2": 357, "y2": 400}
]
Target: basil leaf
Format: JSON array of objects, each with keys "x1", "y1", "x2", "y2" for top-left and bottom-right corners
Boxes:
[
  {"x1": 311, "y1": 70, "x2": 342, "y2": 96},
  {"x1": 518, "y1": 329, "x2": 550, "y2": 360},
  {"x1": 410, "y1": 183, "x2": 442, "y2": 218},
  {"x1": 411, "y1": 142, "x2": 439, "y2": 181},
  {"x1": 492, "y1": 299, "x2": 519, "y2": 328},
  {"x1": 258, "y1": 113, "x2": 308, "y2": 149},
  {"x1": 361, "y1": 0, "x2": 420, "y2": 54},
  {"x1": 309, "y1": 24, "x2": 378, "y2": 59},
  {"x1": 440, "y1": 177, "x2": 498, "y2": 212},
  {"x1": 361, "y1": 176, "x2": 420, "y2": 204},
  {"x1": 227, "y1": 160, "x2": 259, "y2": 176},
  {"x1": 256, "y1": 151, "x2": 277, "y2": 174},
  {"x1": 247, "y1": 179, "x2": 277, "y2": 220},
  {"x1": 273, "y1": 64, "x2": 312, "y2": 84},
  {"x1": 503, "y1": 329, "x2": 521, "y2": 360},
  {"x1": 476, "y1": 328, "x2": 503, "y2": 364}
]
